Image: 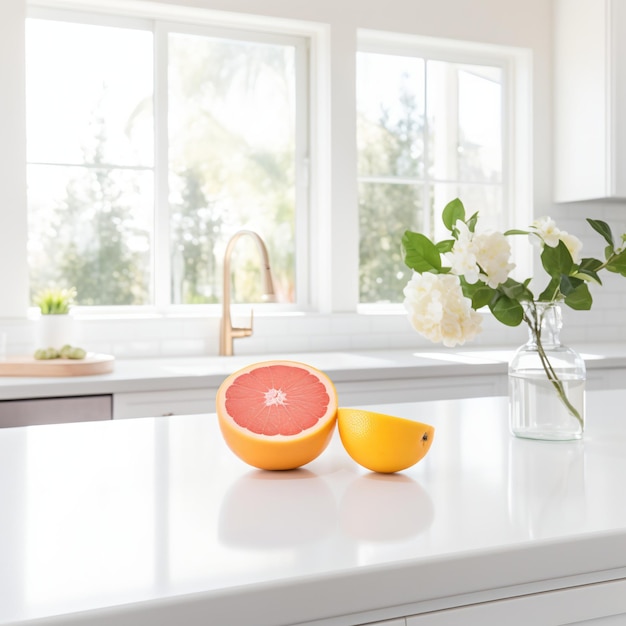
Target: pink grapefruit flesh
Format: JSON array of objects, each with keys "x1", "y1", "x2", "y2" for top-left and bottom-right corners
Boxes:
[{"x1": 216, "y1": 360, "x2": 338, "y2": 470}]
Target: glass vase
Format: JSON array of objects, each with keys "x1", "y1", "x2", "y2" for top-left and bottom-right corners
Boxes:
[{"x1": 508, "y1": 302, "x2": 586, "y2": 441}]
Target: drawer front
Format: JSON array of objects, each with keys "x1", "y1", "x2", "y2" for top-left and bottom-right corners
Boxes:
[
  {"x1": 113, "y1": 388, "x2": 214, "y2": 418},
  {"x1": 0, "y1": 395, "x2": 112, "y2": 428},
  {"x1": 406, "y1": 578, "x2": 626, "y2": 626}
]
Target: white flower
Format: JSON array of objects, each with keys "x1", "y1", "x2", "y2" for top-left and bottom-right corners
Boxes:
[
  {"x1": 446, "y1": 220, "x2": 514, "y2": 288},
  {"x1": 445, "y1": 220, "x2": 480, "y2": 283},
  {"x1": 403, "y1": 272, "x2": 482, "y2": 348},
  {"x1": 531, "y1": 216, "x2": 561, "y2": 247},
  {"x1": 559, "y1": 230, "x2": 583, "y2": 264},
  {"x1": 530, "y1": 216, "x2": 583, "y2": 264},
  {"x1": 474, "y1": 231, "x2": 515, "y2": 288}
]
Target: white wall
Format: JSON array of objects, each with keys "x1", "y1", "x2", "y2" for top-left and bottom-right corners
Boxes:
[
  {"x1": 1, "y1": 0, "x2": 624, "y2": 357},
  {"x1": 0, "y1": 0, "x2": 28, "y2": 319}
]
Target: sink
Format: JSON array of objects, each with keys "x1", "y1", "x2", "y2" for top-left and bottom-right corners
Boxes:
[
  {"x1": 412, "y1": 351, "x2": 509, "y2": 364},
  {"x1": 159, "y1": 352, "x2": 397, "y2": 376}
]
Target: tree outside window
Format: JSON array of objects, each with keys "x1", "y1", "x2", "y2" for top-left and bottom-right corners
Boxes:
[
  {"x1": 25, "y1": 15, "x2": 302, "y2": 308},
  {"x1": 357, "y1": 50, "x2": 503, "y2": 304}
]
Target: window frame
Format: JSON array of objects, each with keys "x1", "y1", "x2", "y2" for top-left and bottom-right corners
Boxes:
[
  {"x1": 17, "y1": 5, "x2": 531, "y2": 326},
  {"x1": 356, "y1": 29, "x2": 532, "y2": 311},
  {"x1": 25, "y1": 3, "x2": 313, "y2": 316}
]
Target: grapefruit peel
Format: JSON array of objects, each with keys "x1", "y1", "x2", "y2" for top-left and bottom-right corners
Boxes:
[
  {"x1": 216, "y1": 361, "x2": 435, "y2": 473},
  {"x1": 337, "y1": 408, "x2": 435, "y2": 473},
  {"x1": 215, "y1": 360, "x2": 338, "y2": 470}
]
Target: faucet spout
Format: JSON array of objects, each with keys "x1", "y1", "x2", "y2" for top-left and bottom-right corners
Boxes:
[{"x1": 219, "y1": 230, "x2": 276, "y2": 356}]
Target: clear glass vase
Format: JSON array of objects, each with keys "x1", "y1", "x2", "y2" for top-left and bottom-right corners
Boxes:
[{"x1": 508, "y1": 302, "x2": 586, "y2": 441}]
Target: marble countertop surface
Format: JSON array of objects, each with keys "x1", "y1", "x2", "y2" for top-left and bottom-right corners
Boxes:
[{"x1": 1, "y1": 389, "x2": 626, "y2": 625}]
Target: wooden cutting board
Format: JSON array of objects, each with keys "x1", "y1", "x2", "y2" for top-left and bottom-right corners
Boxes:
[{"x1": 0, "y1": 354, "x2": 115, "y2": 377}]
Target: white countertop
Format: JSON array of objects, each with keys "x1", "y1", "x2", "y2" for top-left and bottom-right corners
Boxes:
[
  {"x1": 2, "y1": 389, "x2": 626, "y2": 625},
  {"x1": 1, "y1": 344, "x2": 625, "y2": 400}
]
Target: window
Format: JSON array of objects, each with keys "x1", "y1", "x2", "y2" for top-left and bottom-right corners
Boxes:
[
  {"x1": 26, "y1": 9, "x2": 308, "y2": 309},
  {"x1": 357, "y1": 38, "x2": 515, "y2": 305}
]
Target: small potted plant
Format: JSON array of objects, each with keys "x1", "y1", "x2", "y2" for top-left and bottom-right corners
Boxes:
[{"x1": 34, "y1": 287, "x2": 77, "y2": 352}]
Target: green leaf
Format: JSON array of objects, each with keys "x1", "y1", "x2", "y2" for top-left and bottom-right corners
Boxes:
[
  {"x1": 401, "y1": 230, "x2": 442, "y2": 273},
  {"x1": 573, "y1": 257, "x2": 603, "y2": 285},
  {"x1": 472, "y1": 287, "x2": 495, "y2": 309},
  {"x1": 559, "y1": 274, "x2": 584, "y2": 296},
  {"x1": 466, "y1": 211, "x2": 479, "y2": 233},
  {"x1": 498, "y1": 277, "x2": 533, "y2": 302},
  {"x1": 461, "y1": 280, "x2": 495, "y2": 309},
  {"x1": 489, "y1": 294, "x2": 524, "y2": 327},
  {"x1": 541, "y1": 240, "x2": 573, "y2": 278},
  {"x1": 537, "y1": 276, "x2": 561, "y2": 301},
  {"x1": 606, "y1": 248, "x2": 626, "y2": 276},
  {"x1": 587, "y1": 218, "x2": 614, "y2": 248},
  {"x1": 33, "y1": 287, "x2": 76, "y2": 315},
  {"x1": 436, "y1": 239, "x2": 455, "y2": 254},
  {"x1": 442, "y1": 198, "x2": 465, "y2": 231},
  {"x1": 564, "y1": 283, "x2": 592, "y2": 310},
  {"x1": 503, "y1": 229, "x2": 530, "y2": 236}
]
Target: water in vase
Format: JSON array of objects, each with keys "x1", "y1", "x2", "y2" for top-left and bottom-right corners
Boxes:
[{"x1": 509, "y1": 373, "x2": 585, "y2": 441}]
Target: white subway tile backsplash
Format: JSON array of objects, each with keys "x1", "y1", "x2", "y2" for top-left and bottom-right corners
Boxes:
[
  {"x1": 330, "y1": 313, "x2": 372, "y2": 335},
  {"x1": 111, "y1": 340, "x2": 162, "y2": 359},
  {"x1": 350, "y1": 333, "x2": 392, "y2": 350},
  {"x1": 2, "y1": 286, "x2": 625, "y2": 359}
]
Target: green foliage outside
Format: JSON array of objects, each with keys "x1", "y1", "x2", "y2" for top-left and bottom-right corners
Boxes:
[
  {"x1": 29, "y1": 32, "x2": 297, "y2": 308},
  {"x1": 29, "y1": 116, "x2": 150, "y2": 306},
  {"x1": 357, "y1": 82, "x2": 427, "y2": 303}
]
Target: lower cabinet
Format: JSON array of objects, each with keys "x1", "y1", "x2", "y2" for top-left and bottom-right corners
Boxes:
[
  {"x1": 0, "y1": 395, "x2": 112, "y2": 427},
  {"x1": 110, "y1": 374, "x2": 506, "y2": 420},
  {"x1": 404, "y1": 578, "x2": 626, "y2": 626},
  {"x1": 335, "y1": 374, "x2": 506, "y2": 405},
  {"x1": 113, "y1": 388, "x2": 214, "y2": 418}
]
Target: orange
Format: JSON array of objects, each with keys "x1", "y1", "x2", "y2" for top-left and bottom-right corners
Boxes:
[
  {"x1": 338, "y1": 408, "x2": 434, "y2": 473},
  {"x1": 216, "y1": 360, "x2": 338, "y2": 470}
]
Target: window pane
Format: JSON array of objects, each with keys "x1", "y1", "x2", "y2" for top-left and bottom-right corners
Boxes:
[
  {"x1": 28, "y1": 165, "x2": 153, "y2": 305},
  {"x1": 359, "y1": 182, "x2": 423, "y2": 303},
  {"x1": 431, "y1": 182, "x2": 503, "y2": 235},
  {"x1": 427, "y1": 61, "x2": 502, "y2": 183},
  {"x1": 458, "y1": 67, "x2": 502, "y2": 182},
  {"x1": 357, "y1": 48, "x2": 505, "y2": 305},
  {"x1": 26, "y1": 18, "x2": 154, "y2": 306},
  {"x1": 357, "y1": 52, "x2": 425, "y2": 178},
  {"x1": 168, "y1": 32, "x2": 297, "y2": 304},
  {"x1": 26, "y1": 19, "x2": 153, "y2": 167}
]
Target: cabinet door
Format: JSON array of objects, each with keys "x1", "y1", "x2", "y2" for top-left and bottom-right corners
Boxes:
[
  {"x1": 113, "y1": 388, "x2": 214, "y2": 418},
  {"x1": 554, "y1": 0, "x2": 626, "y2": 201},
  {"x1": 0, "y1": 395, "x2": 112, "y2": 427},
  {"x1": 406, "y1": 578, "x2": 626, "y2": 626}
]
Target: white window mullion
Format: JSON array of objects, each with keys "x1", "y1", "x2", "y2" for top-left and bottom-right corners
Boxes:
[
  {"x1": 294, "y1": 37, "x2": 310, "y2": 309},
  {"x1": 422, "y1": 60, "x2": 432, "y2": 238},
  {"x1": 356, "y1": 31, "x2": 532, "y2": 306},
  {"x1": 24, "y1": 4, "x2": 318, "y2": 315},
  {"x1": 153, "y1": 22, "x2": 170, "y2": 312}
]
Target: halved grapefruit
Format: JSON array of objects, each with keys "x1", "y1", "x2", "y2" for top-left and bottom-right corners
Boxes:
[
  {"x1": 338, "y1": 408, "x2": 435, "y2": 473},
  {"x1": 216, "y1": 360, "x2": 338, "y2": 470}
]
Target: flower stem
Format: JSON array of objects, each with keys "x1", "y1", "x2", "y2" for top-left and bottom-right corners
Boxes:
[{"x1": 524, "y1": 307, "x2": 583, "y2": 429}]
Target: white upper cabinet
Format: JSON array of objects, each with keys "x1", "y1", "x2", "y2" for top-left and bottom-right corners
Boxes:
[{"x1": 554, "y1": 0, "x2": 626, "y2": 202}]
